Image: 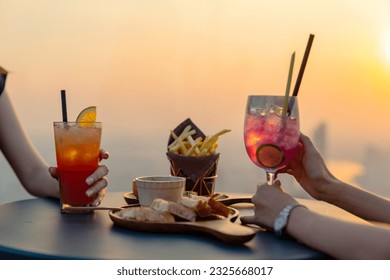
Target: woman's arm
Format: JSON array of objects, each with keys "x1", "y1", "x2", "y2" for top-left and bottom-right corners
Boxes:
[
  {"x1": 0, "y1": 90, "x2": 59, "y2": 198},
  {"x1": 0, "y1": 90, "x2": 110, "y2": 200},
  {"x1": 282, "y1": 133, "x2": 390, "y2": 223},
  {"x1": 319, "y1": 179, "x2": 390, "y2": 224},
  {"x1": 287, "y1": 205, "x2": 390, "y2": 259},
  {"x1": 241, "y1": 181, "x2": 390, "y2": 259}
]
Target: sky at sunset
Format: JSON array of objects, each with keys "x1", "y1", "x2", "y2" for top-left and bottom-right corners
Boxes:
[{"x1": 1, "y1": 0, "x2": 390, "y2": 201}]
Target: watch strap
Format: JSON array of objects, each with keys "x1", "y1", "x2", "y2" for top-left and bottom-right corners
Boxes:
[{"x1": 273, "y1": 203, "x2": 307, "y2": 238}]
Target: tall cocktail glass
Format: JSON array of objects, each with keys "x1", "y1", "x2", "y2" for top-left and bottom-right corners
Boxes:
[
  {"x1": 53, "y1": 122, "x2": 102, "y2": 213},
  {"x1": 244, "y1": 95, "x2": 300, "y2": 185}
]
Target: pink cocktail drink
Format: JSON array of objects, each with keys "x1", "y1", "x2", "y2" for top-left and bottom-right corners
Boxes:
[
  {"x1": 244, "y1": 114, "x2": 299, "y2": 170},
  {"x1": 244, "y1": 95, "x2": 300, "y2": 184}
]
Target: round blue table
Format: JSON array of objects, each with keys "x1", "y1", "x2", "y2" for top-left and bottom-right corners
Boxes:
[{"x1": 0, "y1": 192, "x2": 336, "y2": 260}]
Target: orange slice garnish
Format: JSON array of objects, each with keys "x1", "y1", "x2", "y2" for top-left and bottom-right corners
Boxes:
[{"x1": 76, "y1": 106, "x2": 96, "y2": 126}]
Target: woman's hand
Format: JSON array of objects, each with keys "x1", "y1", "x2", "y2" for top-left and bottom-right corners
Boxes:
[
  {"x1": 49, "y1": 148, "x2": 109, "y2": 205},
  {"x1": 277, "y1": 133, "x2": 338, "y2": 200},
  {"x1": 240, "y1": 180, "x2": 297, "y2": 229}
]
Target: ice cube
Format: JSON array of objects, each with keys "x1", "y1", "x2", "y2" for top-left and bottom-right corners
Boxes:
[
  {"x1": 63, "y1": 148, "x2": 78, "y2": 162},
  {"x1": 245, "y1": 115, "x2": 264, "y2": 133},
  {"x1": 264, "y1": 114, "x2": 282, "y2": 134},
  {"x1": 268, "y1": 105, "x2": 283, "y2": 116},
  {"x1": 258, "y1": 108, "x2": 266, "y2": 116}
]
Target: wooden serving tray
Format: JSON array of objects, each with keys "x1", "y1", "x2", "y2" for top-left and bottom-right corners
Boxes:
[
  {"x1": 109, "y1": 206, "x2": 256, "y2": 245},
  {"x1": 123, "y1": 192, "x2": 252, "y2": 206}
]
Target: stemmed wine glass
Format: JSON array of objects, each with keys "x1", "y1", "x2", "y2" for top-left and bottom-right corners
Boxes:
[{"x1": 244, "y1": 95, "x2": 300, "y2": 185}]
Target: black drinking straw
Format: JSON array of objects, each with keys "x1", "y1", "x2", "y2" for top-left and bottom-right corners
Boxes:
[
  {"x1": 61, "y1": 90, "x2": 68, "y2": 122},
  {"x1": 288, "y1": 34, "x2": 315, "y2": 114},
  {"x1": 293, "y1": 34, "x2": 315, "y2": 96}
]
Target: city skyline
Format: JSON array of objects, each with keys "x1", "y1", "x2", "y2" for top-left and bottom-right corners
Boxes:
[{"x1": 1, "y1": 1, "x2": 390, "y2": 201}]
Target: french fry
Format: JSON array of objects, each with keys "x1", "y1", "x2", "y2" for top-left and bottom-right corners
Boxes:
[
  {"x1": 187, "y1": 135, "x2": 201, "y2": 155},
  {"x1": 177, "y1": 138, "x2": 189, "y2": 154},
  {"x1": 199, "y1": 129, "x2": 231, "y2": 153},
  {"x1": 169, "y1": 126, "x2": 231, "y2": 157},
  {"x1": 169, "y1": 137, "x2": 189, "y2": 154},
  {"x1": 168, "y1": 125, "x2": 195, "y2": 149},
  {"x1": 185, "y1": 142, "x2": 201, "y2": 156}
]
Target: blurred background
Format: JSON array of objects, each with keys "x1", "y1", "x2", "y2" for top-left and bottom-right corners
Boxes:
[{"x1": 1, "y1": 0, "x2": 390, "y2": 203}]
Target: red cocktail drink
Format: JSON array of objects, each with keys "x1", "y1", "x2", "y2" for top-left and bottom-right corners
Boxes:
[{"x1": 54, "y1": 122, "x2": 102, "y2": 212}]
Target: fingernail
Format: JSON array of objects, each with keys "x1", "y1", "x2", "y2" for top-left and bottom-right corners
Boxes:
[
  {"x1": 86, "y1": 189, "x2": 94, "y2": 197},
  {"x1": 86, "y1": 177, "x2": 94, "y2": 185}
]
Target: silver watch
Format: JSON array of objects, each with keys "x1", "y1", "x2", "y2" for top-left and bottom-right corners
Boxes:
[{"x1": 273, "y1": 203, "x2": 307, "y2": 237}]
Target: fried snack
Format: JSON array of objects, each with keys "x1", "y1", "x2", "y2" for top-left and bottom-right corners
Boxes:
[
  {"x1": 180, "y1": 194, "x2": 230, "y2": 218},
  {"x1": 180, "y1": 196, "x2": 211, "y2": 217},
  {"x1": 208, "y1": 197, "x2": 231, "y2": 218},
  {"x1": 168, "y1": 125, "x2": 231, "y2": 157},
  {"x1": 117, "y1": 207, "x2": 175, "y2": 223},
  {"x1": 119, "y1": 196, "x2": 230, "y2": 223},
  {"x1": 151, "y1": 198, "x2": 197, "y2": 222},
  {"x1": 167, "y1": 118, "x2": 229, "y2": 195}
]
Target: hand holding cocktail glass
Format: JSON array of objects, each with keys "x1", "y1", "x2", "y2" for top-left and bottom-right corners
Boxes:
[
  {"x1": 53, "y1": 90, "x2": 109, "y2": 213},
  {"x1": 244, "y1": 34, "x2": 314, "y2": 185},
  {"x1": 49, "y1": 148, "x2": 109, "y2": 205}
]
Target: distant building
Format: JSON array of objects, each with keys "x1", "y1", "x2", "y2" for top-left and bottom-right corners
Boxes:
[
  {"x1": 313, "y1": 122, "x2": 327, "y2": 159},
  {"x1": 355, "y1": 146, "x2": 390, "y2": 197}
]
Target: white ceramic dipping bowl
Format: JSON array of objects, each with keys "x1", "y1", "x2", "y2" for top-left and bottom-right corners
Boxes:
[{"x1": 134, "y1": 176, "x2": 186, "y2": 206}]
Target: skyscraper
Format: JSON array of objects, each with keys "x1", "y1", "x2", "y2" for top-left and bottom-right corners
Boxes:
[{"x1": 313, "y1": 122, "x2": 327, "y2": 160}]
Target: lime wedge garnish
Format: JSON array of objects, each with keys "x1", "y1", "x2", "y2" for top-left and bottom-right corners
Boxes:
[{"x1": 256, "y1": 144, "x2": 285, "y2": 169}]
